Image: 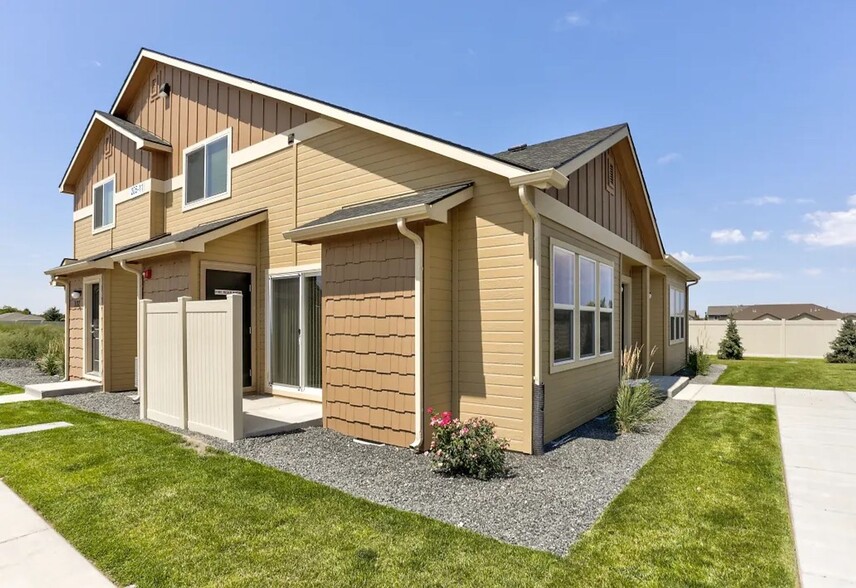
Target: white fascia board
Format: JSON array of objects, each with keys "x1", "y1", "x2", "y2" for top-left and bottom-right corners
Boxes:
[
  {"x1": 114, "y1": 50, "x2": 528, "y2": 181},
  {"x1": 94, "y1": 113, "x2": 171, "y2": 153},
  {"x1": 661, "y1": 255, "x2": 701, "y2": 281},
  {"x1": 45, "y1": 258, "x2": 114, "y2": 276},
  {"x1": 508, "y1": 168, "x2": 568, "y2": 189}
]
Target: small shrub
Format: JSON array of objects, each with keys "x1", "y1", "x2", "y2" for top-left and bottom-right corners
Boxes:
[
  {"x1": 614, "y1": 343, "x2": 660, "y2": 434},
  {"x1": 36, "y1": 339, "x2": 64, "y2": 376},
  {"x1": 717, "y1": 315, "x2": 744, "y2": 360},
  {"x1": 42, "y1": 306, "x2": 65, "y2": 322},
  {"x1": 688, "y1": 345, "x2": 712, "y2": 375},
  {"x1": 826, "y1": 318, "x2": 856, "y2": 364},
  {"x1": 426, "y1": 409, "x2": 509, "y2": 480}
]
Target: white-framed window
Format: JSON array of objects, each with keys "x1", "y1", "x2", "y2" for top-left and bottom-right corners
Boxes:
[
  {"x1": 267, "y1": 266, "x2": 322, "y2": 398},
  {"x1": 92, "y1": 176, "x2": 115, "y2": 232},
  {"x1": 183, "y1": 128, "x2": 231, "y2": 210},
  {"x1": 550, "y1": 240, "x2": 615, "y2": 369},
  {"x1": 670, "y1": 286, "x2": 686, "y2": 343}
]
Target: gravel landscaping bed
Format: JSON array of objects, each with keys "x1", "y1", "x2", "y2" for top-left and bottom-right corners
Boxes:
[
  {"x1": 57, "y1": 391, "x2": 694, "y2": 555},
  {"x1": 690, "y1": 363, "x2": 727, "y2": 385},
  {"x1": 0, "y1": 359, "x2": 62, "y2": 388}
]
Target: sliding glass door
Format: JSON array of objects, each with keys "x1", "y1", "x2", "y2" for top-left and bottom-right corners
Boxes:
[{"x1": 269, "y1": 271, "x2": 322, "y2": 396}]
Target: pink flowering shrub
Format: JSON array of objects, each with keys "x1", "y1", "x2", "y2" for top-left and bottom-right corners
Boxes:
[{"x1": 426, "y1": 408, "x2": 509, "y2": 480}]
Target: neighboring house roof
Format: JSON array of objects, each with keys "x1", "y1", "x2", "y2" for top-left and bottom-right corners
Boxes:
[
  {"x1": 47, "y1": 210, "x2": 267, "y2": 275},
  {"x1": 492, "y1": 124, "x2": 627, "y2": 171},
  {"x1": 731, "y1": 304, "x2": 844, "y2": 321},
  {"x1": 286, "y1": 183, "x2": 474, "y2": 243},
  {"x1": 707, "y1": 305, "x2": 744, "y2": 317},
  {"x1": 0, "y1": 312, "x2": 42, "y2": 323}
]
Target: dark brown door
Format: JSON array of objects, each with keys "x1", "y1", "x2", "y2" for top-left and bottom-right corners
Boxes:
[
  {"x1": 205, "y1": 269, "x2": 252, "y2": 387},
  {"x1": 89, "y1": 282, "x2": 100, "y2": 373}
]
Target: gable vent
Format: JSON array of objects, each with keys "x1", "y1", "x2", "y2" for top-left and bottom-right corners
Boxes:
[{"x1": 606, "y1": 155, "x2": 616, "y2": 193}]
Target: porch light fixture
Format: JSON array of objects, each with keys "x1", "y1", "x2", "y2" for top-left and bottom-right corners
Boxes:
[
  {"x1": 70, "y1": 290, "x2": 82, "y2": 300},
  {"x1": 157, "y1": 82, "x2": 171, "y2": 99}
]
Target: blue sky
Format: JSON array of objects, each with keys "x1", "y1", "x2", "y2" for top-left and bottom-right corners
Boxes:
[{"x1": 1, "y1": 1, "x2": 854, "y2": 315}]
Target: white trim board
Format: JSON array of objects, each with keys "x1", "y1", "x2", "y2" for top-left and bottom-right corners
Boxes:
[
  {"x1": 74, "y1": 179, "x2": 152, "y2": 223},
  {"x1": 111, "y1": 49, "x2": 535, "y2": 183}
]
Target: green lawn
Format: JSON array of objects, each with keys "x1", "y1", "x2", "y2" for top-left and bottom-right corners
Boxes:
[
  {"x1": 716, "y1": 356, "x2": 856, "y2": 391},
  {"x1": 0, "y1": 400, "x2": 796, "y2": 587},
  {"x1": 0, "y1": 381, "x2": 23, "y2": 395}
]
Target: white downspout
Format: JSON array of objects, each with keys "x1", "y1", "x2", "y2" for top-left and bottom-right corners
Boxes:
[
  {"x1": 51, "y1": 277, "x2": 71, "y2": 381},
  {"x1": 396, "y1": 218, "x2": 424, "y2": 451},
  {"x1": 119, "y1": 261, "x2": 144, "y2": 391},
  {"x1": 518, "y1": 186, "x2": 541, "y2": 386}
]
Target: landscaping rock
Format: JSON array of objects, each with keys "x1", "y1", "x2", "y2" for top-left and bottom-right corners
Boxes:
[
  {"x1": 0, "y1": 359, "x2": 62, "y2": 387},
  {"x1": 57, "y1": 391, "x2": 693, "y2": 556}
]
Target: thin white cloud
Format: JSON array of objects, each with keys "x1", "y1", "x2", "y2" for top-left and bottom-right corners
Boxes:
[
  {"x1": 91, "y1": 60, "x2": 102, "y2": 67},
  {"x1": 699, "y1": 269, "x2": 781, "y2": 282},
  {"x1": 657, "y1": 152, "x2": 681, "y2": 165},
  {"x1": 751, "y1": 230, "x2": 771, "y2": 241},
  {"x1": 671, "y1": 251, "x2": 748, "y2": 264},
  {"x1": 710, "y1": 229, "x2": 746, "y2": 244},
  {"x1": 803, "y1": 268, "x2": 822, "y2": 277},
  {"x1": 788, "y1": 198, "x2": 856, "y2": 247},
  {"x1": 556, "y1": 12, "x2": 589, "y2": 29},
  {"x1": 744, "y1": 196, "x2": 784, "y2": 206}
]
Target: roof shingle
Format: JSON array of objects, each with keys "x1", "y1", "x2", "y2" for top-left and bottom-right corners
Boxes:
[{"x1": 492, "y1": 124, "x2": 627, "y2": 171}]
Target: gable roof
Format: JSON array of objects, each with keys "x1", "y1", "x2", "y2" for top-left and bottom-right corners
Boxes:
[
  {"x1": 59, "y1": 110, "x2": 172, "y2": 193},
  {"x1": 492, "y1": 124, "x2": 627, "y2": 171},
  {"x1": 285, "y1": 182, "x2": 474, "y2": 243}
]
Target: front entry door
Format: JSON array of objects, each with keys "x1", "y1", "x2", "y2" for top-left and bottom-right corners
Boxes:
[
  {"x1": 89, "y1": 282, "x2": 100, "y2": 374},
  {"x1": 205, "y1": 269, "x2": 252, "y2": 388}
]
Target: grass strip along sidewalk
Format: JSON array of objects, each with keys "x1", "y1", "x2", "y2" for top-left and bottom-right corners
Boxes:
[
  {"x1": 0, "y1": 400, "x2": 795, "y2": 587},
  {"x1": 0, "y1": 382, "x2": 23, "y2": 395},
  {"x1": 716, "y1": 356, "x2": 856, "y2": 391}
]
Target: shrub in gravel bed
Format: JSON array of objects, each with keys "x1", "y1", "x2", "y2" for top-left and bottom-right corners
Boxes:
[
  {"x1": 614, "y1": 344, "x2": 659, "y2": 434},
  {"x1": 426, "y1": 408, "x2": 509, "y2": 480}
]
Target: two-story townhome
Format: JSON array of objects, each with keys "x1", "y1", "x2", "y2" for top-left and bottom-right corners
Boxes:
[{"x1": 47, "y1": 48, "x2": 698, "y2": 454}]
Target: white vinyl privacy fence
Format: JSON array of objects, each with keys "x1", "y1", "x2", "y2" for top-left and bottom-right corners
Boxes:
[
  {"x1": 139, "y1": 295, "x2": 244, "y2": 441},
  {"x1": 689, "y1": 319, "x2": 842, "y2": 359}
]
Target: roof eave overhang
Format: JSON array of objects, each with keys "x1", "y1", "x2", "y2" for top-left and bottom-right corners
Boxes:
[
  {"x1": 508, "y1": 168, "x2": 568, "y2": 190},
  {"x1": 284, "y1": 186, "x2": 473, "y2": 244},
  {"x1": 113, "y1": 210, "x2": 268, "y2": 262},
  {"x1": 59, "y1": 112, "x2": 172, "y2": 194},
  {"x1": 45, "y1": 258, "x2": 114, "y2": 277},
  {"x1": 661, "y1": 255, "x2": 701, "y2": 282}
]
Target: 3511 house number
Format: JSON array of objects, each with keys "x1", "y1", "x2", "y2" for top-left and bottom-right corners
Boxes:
[{"x1": 129, "y1": 182, "x2": 146, "y2": 197}]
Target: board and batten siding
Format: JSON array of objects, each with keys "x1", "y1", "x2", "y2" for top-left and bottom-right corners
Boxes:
[
  {"x1": 73, "y1": 129, "x2": 154, "y2": 210},
  {"x1": 545, "y1": 150, "x2": 643, "y2": 249},
  {"x1": 322, "y1": 227, "x2": 416, "y2": 447},
  {"x1": 540, "y1": 218, "x2": 620, "y2": 443}
]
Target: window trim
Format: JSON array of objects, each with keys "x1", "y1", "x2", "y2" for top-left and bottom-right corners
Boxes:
[
  {"x1": 599, "y1": 262, "x2": 615, "y2": 356},
  {"x1": 550, "y1": 246, "x2": 575, "y2": 367},
  {"x1": 91, "y1": 175, "x2": 116, "y2": 234},
  {"x1": 182, "y1": 128, "x2": 232, "y2": 212},
  {"x1": 266, "y1": 263, "x2": 323, "y2": 401},
  {"x1": 669, "y1": 284, "x2": 686, "y2": 345},
  {"x1": 549, "y1": 238, "x2": 616, "y2": 374}
]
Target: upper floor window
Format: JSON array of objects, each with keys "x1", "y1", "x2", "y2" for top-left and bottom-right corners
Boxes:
[
  {"x1": 93, "y1": 177, "x2": 115, "y2": 232},
  {"x1": 551, "y1": 241, "x2": 615, "y2": 369},
  {"x1": 670, "y1": 286, "x2": 686, "y2": 343},
  {"x1": 184, "y1": 129, "x2": 230, "y2": 209}
]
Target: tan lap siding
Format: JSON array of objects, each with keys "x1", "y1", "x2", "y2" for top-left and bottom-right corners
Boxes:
[
  {"x1": 424, "y1": 222, "x2": 453, "y2": 435},
  {"x1": 322, "y1": 227, "x2": 416, "y2": 447},
  {"x1": 108, "y1": 268, "x2": 137, "y2": 391},
  {"x1": 67, "y1": 276, "x2": 84, "y2": 379},
  {"x1": 540, "y1": 218, "x2": 620, "y2": 443},
  {"x1": 649, "y1": 274, "x2": 666, "y2": 374},
  {"x1": 74, "y1": 193, "x2": 155, "y2": 259},
  {"x1": 664, "y1": 272, "x2": 688, "y2": 375}
]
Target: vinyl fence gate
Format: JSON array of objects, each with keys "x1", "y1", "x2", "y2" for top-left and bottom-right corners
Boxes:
[{"x1": 139, "y1": 294, "x2": 244, "y2": 442}]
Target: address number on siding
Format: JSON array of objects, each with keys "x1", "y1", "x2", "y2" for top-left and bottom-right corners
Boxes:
[{"x1": 129, "y1": 182, "x2": 146, "y2": 197}]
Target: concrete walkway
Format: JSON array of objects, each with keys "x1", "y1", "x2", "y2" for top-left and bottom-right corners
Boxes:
[
  {"x1": 675, "y1": 384, "x2": 856, "y2": 587},
  {"x1": 0, "y1": 481, "x2": 114, "y2": 587}
]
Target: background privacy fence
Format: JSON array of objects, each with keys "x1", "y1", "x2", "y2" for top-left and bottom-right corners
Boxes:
[
  {"x1": 688, "y1": 319, "x2": 842, "y2": 359},
  {"x1": 139, "y1": 294, "x2": 244, "y2": 441}
]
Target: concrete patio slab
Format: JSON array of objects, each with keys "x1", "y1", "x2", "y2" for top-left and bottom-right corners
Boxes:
[
  {"x1": 0, "y1": 482, "x2": 114, "y2": 587},
  {"x1": 24, "y1": 380, "x2": 101, "y2": 399},
  {"x1": 0, "y1": 394, "x2": 37, "y2": 405},
  {"x1": 0, "y1": 422, "x2": 72, "y2": 437},
  {"x1": 243, "y1": 394, "x2": 322, "y2": 437}
]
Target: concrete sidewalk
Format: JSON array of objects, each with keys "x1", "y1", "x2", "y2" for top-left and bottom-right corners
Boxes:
[
  {"x1": 675, "y1": 384, "x2": 856, "y2": 587},
  {"x1": 0, "y1": 481, "x2": 114, "y2": 587}
]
